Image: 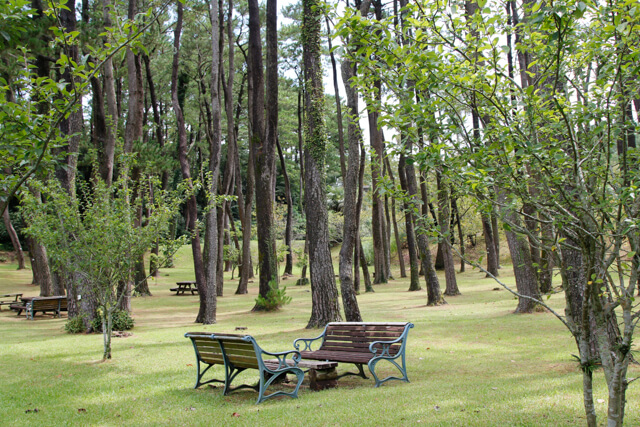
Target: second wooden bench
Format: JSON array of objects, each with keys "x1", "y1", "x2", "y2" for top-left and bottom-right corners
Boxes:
[{"x1": 184, "y1": 332, "x2": 304, "y2": 403}]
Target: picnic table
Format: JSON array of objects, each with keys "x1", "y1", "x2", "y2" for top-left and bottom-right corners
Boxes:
[
  {"x1": 0, "y1": 293, "x2": 22, "y2": 310},
  {"x1": 171, "y1": 281, "x2": 198, "y2": 295}
]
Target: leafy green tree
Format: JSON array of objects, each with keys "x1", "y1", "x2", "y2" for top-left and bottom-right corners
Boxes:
[
  {"x1": 340, "y1": 0, "x2": 640, "y2": 424},
  {"x1": 22, "y1": 176, "x2": 180, "y2": 360}
]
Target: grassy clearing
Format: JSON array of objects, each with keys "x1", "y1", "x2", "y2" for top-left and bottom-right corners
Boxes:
[{"x1": 1, "y1": 246, "x2": 638, "y2": 426}]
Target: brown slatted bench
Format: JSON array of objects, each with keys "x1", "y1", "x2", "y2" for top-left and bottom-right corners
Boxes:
[
  {"x1": 11, "y1": 296, "x2": 68, "y2": 319},
  {"x1": 293, "y1": 322, "x2": 414, "y2": 387},
  {"x1": 184, "y1": 332, "x2": 304, "y2": 403},
  {"x1": 0, "y1": 293, "x2": 22, "y2": 310}
]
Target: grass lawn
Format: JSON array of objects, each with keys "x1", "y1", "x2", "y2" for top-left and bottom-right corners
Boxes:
[{"x1": 1, "y1": 245, "x2": 638, "y2": 426}]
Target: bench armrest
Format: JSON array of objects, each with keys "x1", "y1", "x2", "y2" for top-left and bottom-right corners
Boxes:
[
  {"x1": 369, "y1": 323, "x2": 414, "y2": 356},
  {"x1": 259, "y1": 348, "x2": 301, "y2": 372},
  {"x1": 293, "y1": 333, "x2": 325, "y2": 352}
]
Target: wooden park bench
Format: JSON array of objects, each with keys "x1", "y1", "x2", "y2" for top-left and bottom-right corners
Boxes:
[
  {"x1": 10, "y1": 296, "x2": 68, "y2": 319},
  {"x1": 293, "y1": 322, "x2": 414, "y2": 387},
  {"x1": 0, "y1": 293, "x2": 22, "y2": 310},
  {"x1": 184, "y1": 332, "x2": 304, "y2": 403}
]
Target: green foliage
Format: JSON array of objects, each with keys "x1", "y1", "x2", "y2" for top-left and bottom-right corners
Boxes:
[
  {"x1": 294, "y1": 246, "x2": 308, "y2": 269},
  {"x1": 91, "y1": 309, "x2": 135, "y2": 333},
  {"x1": 327, "y1": 210, "x2": 344, "y2": 247},
  {"x1": 22, "y1": 175, "x2": 181, "y2": 359},
  {"x1": 254, "y1": 279, "x2": 292, "y2": 311},
  {"x1": 64, "y1": 315, "x2": 86, "y2": 334}
]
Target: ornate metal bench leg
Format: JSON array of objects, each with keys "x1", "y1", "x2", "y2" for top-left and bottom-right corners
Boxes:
[{"x1": 368, "y1": 355, "x2": 410, "y2": 388}]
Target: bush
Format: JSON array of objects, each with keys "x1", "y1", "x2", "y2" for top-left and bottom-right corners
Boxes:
[
  {"x1": 65, "y1": 315, "x2": 87, "y2": 334},
  {"x1": 91, "y1": 309, "x2": 135, "y2": 332},
  {"x1": 254, "y1": 280, "x2": 291, "y2": 311}
]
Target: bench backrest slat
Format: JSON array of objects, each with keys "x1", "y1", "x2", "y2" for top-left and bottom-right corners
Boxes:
[
  {"x1": 187, "y1": 333, "x2": 261, "y2": 370},
  {"x1": 190, "y1": 336, "x2": 225, "y2": 364},
  {"x1": 319, "y1": 323, "x2": 409, "y2": 355},
  {"x1": 217, "y1": 338, "x2": 259, "y2": 369},
  {"x1": 31, "y1": 297, "x2": 67, "y2": 311}
]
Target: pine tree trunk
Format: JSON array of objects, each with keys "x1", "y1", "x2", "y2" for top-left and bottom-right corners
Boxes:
[
  {"x1": 202, "y1": 0, "x2": 223, "y2": 321},
  {"x1": 171, "y1": 2, "x2": 207, "y2": 322},
  {"x1": 303, "y1": 0, "x2": 341, "y2": 327},
  {"x1": 249, "y1": 0, "x2": 278, "y2": 304},
  {"x1": 276, "y1": 139, "x2": 295, "y2": 276},
  {"x1": 338, "y1": 59, "x2": 363, "y2": 322}
]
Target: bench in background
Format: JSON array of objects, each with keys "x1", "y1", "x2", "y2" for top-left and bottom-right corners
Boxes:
[
  {"x1": 0, "y1": 293, "x2": 22, "y2": 311},
  {"x1": 11, "y1": 296, "x2": 68, "y2": 319},
  {"x1": 293, "y1": 322, "x2": 414, "y2": 387}
]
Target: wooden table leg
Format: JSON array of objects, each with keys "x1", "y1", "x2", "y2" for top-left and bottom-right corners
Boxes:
[{"x1": 309, "y1": 367, "x2": 338, "y2": 391}]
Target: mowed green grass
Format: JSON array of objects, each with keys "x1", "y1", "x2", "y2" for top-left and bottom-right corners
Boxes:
[{"x1": 1, "y1": 246, "x2": 639, "y2": 426}]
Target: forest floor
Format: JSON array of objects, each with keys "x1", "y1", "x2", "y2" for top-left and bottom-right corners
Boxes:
[{"x1": 1, "y1": 245, "x2": 639, "y2": 426}]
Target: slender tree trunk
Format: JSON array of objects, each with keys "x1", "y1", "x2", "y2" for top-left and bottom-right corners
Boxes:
[
  {"x1": 451, "y1": 197, "x2": 466, "y2": 272},
  {"x1": 248, "y1": 0, "x2": 278, "y2": 305},
  {"x1": 500, "y1": 195, "x2": 540, "y2": 313},
  {"x1": 3, "y1": 205, "x2": 25, "y2": 269},
  {"x1": 356, "y1": 123, "x2": 373, "y2": 293},
  {"x1": 171, "y1": 2, "x2": 207, "y2": 322},
  {"x1": 303, "y1": 0, "x2": 341, "y2": 327},
  {"x1": 326, "y1": 16, "x2": 346, "y2": 180},
  {"x1": 201, "y1": 0, "x2": 223, "y2": 322},
  {"x1": 398, "y1": 155, "x2": 421, "y2": 292},
  {"x1": 58, "y1": 0, "x2": 93, "y2": 328},
  {"x1": 338, "y1": 59, "x2": 363, "y2": 322},
  {"x1": 437, "y1": 171, "x2": 460, "y2": 296},
  {"x1": 403, "y1": 138, "x2": 443, "y2": 305},
  {"x1": 98, "y1": 0, "x2": 118, "y2": 185},
  {"x1": 276, "y1": 138, "x2": 295, "y2": 276},
  {"x1": 385, "y1": 158, "x2": 406, "y2": 278},
  {"x1": 481, "y1": 213, "x2": 499, "y2": 276}
]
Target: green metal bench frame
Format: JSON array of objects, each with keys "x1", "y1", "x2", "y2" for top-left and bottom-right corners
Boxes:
[
  {"x1": 293, "y1": 322, "x2": 414, "y2": 387},
  {"x1": 185, "y1": 332, "x2": 304, "y2": 404}
]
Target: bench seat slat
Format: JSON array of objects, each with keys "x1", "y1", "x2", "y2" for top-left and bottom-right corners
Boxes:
[{"x1": 301, "y1": 350, "x2": 374, "y2": 364}]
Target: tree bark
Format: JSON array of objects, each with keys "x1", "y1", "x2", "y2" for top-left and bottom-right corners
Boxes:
[
  {"x1": 171, "y1": 2, "x2": 207, "y2": 323},
  {"x1": 481, "y1": 213, "x2": 499, "y2": 276},
  {"x1": 202, "y1": 0, "x2": 223, "y2": 323},
  {"x1": 437, "y1": 171, "x2": 460, "y2": 296},
  {"x1": 326, "y1": 16, "x2": 346, "y2": 181},
  {"x1": 98, "y1": 0, "x2": 118, "y2": 186},
  {"x1": 3, "y1": 205, "x2": 25, "y2": 269},
  {"x1": 249, "y1": 0, "x2": 279, "y2": 305},
  {"x1": 402, "y1": 136, "x2": 443, "y2": 305},
  {"x1": 276, "y1": 138, "x2": 295, "y2": 276},
  {"x1": 398, "y1": 155, "x2": 421, "y2": 292},
  {"x1": 451, "y1": 197, "x2": 466, "y2": 272},
  {"x1": 303, "y1": 0, "x2": 341, "y2": 327},
  {"x1": 385, "y1": 158, "x2": 406, "y2": 278},
  {"x1": 338, "y1": 59, "x2": 363, "y2": 322}
]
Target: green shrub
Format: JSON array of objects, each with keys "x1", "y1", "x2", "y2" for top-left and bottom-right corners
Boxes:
[
  {"x1": 91, "y1": 309, "x2": 135, "y2": 332},
  {"x1": 64, "y1": 315, "x2": 87, "y2": 334},
  {"x1": 254, "y1": 280, "x2": 291, "y2": 311}
]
